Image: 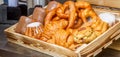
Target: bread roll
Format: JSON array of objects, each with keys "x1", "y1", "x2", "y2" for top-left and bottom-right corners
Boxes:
[
  {"x1": 15, "y1": 16, "x2": 32, "y2": 34},
  {"x1": 32, "y1": 7, "x2": 46, "y2": 24}
]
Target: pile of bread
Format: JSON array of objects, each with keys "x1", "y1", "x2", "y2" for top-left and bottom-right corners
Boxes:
[{"x1": 15, "y1": 1, "x2": 116, "y2": 50}]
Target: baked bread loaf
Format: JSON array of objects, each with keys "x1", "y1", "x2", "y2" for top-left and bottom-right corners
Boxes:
[{"x1": 15, "y1": 16, "x2": 32, "y2": 34}]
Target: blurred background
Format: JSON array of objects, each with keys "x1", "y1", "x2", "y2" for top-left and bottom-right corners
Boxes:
[{"x1": 0, "y1": 0, "x2": 76, "y2": 24}]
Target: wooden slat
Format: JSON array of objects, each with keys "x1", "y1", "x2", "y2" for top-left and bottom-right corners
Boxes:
[
  {"x1": 77, "y1": 0, "x2": 120, "y2": 8},
  {"x1": 109, "y1": 35, "x2": 120, "y2": 51}
]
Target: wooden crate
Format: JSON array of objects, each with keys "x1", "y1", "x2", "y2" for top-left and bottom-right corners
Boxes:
[{"x1": 4, "y1": 8, "x2": 120, "y2": 57}]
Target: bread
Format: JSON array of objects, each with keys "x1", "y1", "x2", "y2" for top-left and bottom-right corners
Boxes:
[
  {"x1": 32, "y1": 7, "x2": 46, "y2": 24},
  {"x1": 15, "y1": 16, "x2": 32, "y2": 34}
]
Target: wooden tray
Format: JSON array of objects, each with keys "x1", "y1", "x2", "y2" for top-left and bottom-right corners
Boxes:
[{"x1": 4, "y1": 8, "x2": 120, "y2": 57}]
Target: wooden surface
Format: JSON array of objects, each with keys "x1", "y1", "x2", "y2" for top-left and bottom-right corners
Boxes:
[
  {"x1": 77, "y1": 0, "x2": 120, "y2": 8},
  {"x1": 108, "y1": 29, "x2": 120, "y2": 51}
]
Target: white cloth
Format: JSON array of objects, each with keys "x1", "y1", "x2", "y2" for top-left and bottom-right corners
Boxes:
[{"x1": 8, "y1": 0, "x2": 18, "y2": 7}]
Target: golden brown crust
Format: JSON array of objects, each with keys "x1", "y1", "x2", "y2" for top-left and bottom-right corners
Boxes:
[
  {"x1": 32, "y1": 7, "x2": 46, "y2": 24},
  {"x1": 46, "y1": 1, "x2": 62, "y2": 13},
  {"x1": 15, "y1": 16, "x2": 33, "y2": 34}
]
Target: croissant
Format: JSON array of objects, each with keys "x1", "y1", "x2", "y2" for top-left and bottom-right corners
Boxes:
[
  {"x1": 53, "y1": 29, "x2": 70, "y2": 47},
  {"x1": 47, "y1": 28, "x2": 75, "y2": 50},
  {"x1": 42, "y1": 19, "x2": 68, "y2": 40}
]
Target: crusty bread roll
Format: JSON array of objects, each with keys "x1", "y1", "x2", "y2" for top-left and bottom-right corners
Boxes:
[
  {"x1": 46, "y1": 1, "x2": 58, "y2": 11},
  {"x1": 15, "y1": 16, "x2": 32, "y2": 34},
  {"x1": 32, "y1": 7, "x2": 46, "y2": 24}
]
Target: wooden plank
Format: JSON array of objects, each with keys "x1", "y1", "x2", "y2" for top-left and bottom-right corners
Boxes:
[
  {"x1": 8, "y1": 38, "x2": 68, "y2": 57},
  {"x1": 104, "y1": 0, "x2": 120, "y2": 8},
  {"x1": 77, "y1": 0, "x2": 120, "y2": 8},
  {"x1": 109, "y1": 35, "x2": 120, "y2": 51}
]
